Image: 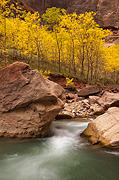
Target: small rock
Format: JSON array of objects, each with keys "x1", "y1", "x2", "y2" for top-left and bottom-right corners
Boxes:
[
  {"x1": 78, "y1": 85, "x2": 102, "y2": 97},
  {"x1": 89, "y1": 96, "x2": 99, "y2": 104},
  {"x1": 97, "y1": 91, "x2": 119, "y2": 109}
]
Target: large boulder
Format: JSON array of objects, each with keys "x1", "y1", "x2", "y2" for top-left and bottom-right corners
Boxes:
[
  {"x1": 0, "y1": 62, "x2": 65, "y2": 138},
  {"x1": 83, "y1": 107, "x2": 119, "y2": 148}
]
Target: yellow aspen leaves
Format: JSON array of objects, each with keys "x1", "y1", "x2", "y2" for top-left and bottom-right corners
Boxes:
[{"x1": 0, "y1": 4, "x2": 118, "y2": 83}]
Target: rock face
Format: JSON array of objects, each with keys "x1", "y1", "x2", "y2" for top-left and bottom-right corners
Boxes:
[
  {"x1": 25, "y1": 0, "x2": 70, "y2": 13},
  {"x1": 96, "y1": 0, "x2": 119, "y2": 29},
  {"x1": 0, "y1": 62, "x2": 65, "y2": 138},
  {"x1": 22, "y1": 0, "x2": 119, "y2": 29},
  {"x1": 67, "y1": 0, "x2": 119, "y2": 29},
  {"x1": 83, "y1": 107, "x2": 119, "y2": 148}
]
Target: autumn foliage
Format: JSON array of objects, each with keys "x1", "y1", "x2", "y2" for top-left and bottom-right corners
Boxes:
[{"x1": 0, "y1": 1, "x2": 119, "y2": 84}]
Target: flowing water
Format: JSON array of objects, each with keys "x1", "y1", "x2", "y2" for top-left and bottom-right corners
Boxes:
[{"x1": 0, "y1": 119, "x2": 119, "y2": 180}]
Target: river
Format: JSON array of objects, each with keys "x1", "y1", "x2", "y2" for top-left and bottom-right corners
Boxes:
[{"x1": 0, "y1": 119, "x2": 119, "y2": 180}]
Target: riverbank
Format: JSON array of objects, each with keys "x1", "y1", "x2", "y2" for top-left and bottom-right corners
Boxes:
[
  {"x1": 55, "y1": 85, "x2": 119, "y2": 119},
  {"x1": 52, "y1": 76, "x2": 119, "y2": 148}
]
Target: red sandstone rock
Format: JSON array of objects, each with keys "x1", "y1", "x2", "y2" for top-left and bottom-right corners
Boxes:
[
  {"x1": 78, "y1": 85, "x2": 102, "y2": 97},
  {"x1": 0, "y1": 62, "x2": 65, "y2": 138}
]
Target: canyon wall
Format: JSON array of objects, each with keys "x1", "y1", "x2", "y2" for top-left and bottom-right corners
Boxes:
[{"x1": 23, "y1": 0, "x2": 119, "y2": 29}]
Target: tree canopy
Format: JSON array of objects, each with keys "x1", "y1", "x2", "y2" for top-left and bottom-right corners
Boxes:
[{"x1": 0, "y1": 3, "x2": 119, "y2": 84}]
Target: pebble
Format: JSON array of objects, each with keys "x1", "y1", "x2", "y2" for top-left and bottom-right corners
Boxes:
[{"x1": 60, "y1": 99, "x2": 103, "y2": 118}]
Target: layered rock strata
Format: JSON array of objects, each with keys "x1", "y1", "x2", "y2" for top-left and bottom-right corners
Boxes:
[{"x1": 0, "y1": 62, "x2": 65, "y2": 138}]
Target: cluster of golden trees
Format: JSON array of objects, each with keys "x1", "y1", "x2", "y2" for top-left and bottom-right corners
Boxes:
[{"x1": 0, "y1": 0, "x2": 119, "y2": 83}]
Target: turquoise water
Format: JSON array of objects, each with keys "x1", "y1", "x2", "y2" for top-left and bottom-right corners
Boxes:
[{"x1": 0, "y1": 119, "x2": 119, "y2": 180}]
